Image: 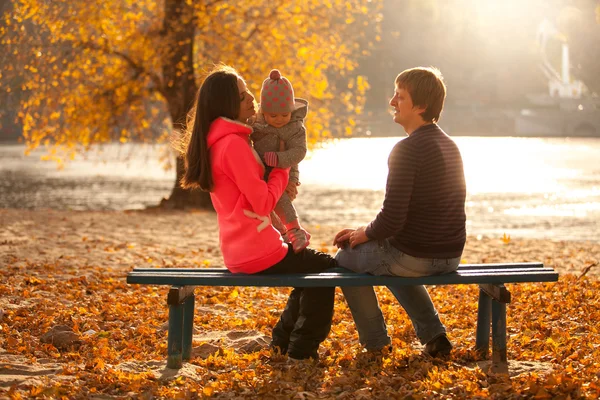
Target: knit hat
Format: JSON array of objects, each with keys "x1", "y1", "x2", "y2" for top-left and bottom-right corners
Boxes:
[{"x1": 260, "y1": 69, "x2": 296, "y2": 114}]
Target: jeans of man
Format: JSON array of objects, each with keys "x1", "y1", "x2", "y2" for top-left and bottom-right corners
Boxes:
[{"x1": 335, "y1": 238, "x2": 460, "y2": 350}]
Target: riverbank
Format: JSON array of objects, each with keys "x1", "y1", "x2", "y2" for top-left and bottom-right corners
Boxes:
[
  {"x1": 1, "y1": 208, "x2": 599, "y2": 398},
  {"x1": 1, "y1": 209, "x2": 598, "y2": 277}
]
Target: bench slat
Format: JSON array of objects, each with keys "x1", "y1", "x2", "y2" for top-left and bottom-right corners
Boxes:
[
  {"x1": 129, "y1": 267, "x2": 554, "y2": 276},
  {"x1": 127, "y1": 270, "x2": 558, "y2": 287},
  {"x1": 129, "y1": 262, "x2": 545, "y2": 274}
]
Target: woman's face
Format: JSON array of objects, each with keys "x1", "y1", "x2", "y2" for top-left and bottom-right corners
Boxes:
[{"x1": 237, "y1": 78, "x2": 256, "y2": 123}]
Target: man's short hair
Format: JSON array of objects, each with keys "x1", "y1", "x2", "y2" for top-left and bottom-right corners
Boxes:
[{"x1": 395, "y1": 67, "x2": 446, "y2": 123}]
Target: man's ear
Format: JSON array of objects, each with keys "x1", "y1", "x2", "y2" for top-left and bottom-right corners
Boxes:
[{"x1": 414, "y1": 104, "x2": 427, "y2": 116}]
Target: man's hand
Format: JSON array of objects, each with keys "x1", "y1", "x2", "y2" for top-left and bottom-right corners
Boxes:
[
  {"x1": 333, "y1": 226, "x2": 369, "y2": 249},
  {"x1": 285, "y1": 180, "x2": 299, "y2": 201}
]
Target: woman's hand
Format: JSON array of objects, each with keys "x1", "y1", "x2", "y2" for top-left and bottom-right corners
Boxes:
[{"x1": 333, "y1": 226, "x2": 369, "y2": 249}]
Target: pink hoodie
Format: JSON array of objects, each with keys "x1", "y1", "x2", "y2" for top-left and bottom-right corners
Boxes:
[{"x1": 207, "y1": 117, "x2": 290, "y2": 274}]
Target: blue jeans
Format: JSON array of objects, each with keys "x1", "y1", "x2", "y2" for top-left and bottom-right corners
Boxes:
[{"x1": 335, "y1": 238, "x2": 460, "y2": 350}]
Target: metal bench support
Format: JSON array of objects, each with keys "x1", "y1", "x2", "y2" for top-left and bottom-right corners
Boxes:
[
  {"x1": 166, "y1": 286, "x2": 196, "y2": 369},
  {"x1": 475, "y1": 284, "x2": 511, "y2": 373},
  {"x1": 475, "y1": 289, "x2": 492, "y2": 357},
  {"x1": 183, "y1": 293, "x2": 195, "y2": 361},
  {"x1": 491, "y1": 299, "x2": 508, "y2": 374},
  {"x1": 167, "y1": 300, "x2": 183, "y2": 369}
]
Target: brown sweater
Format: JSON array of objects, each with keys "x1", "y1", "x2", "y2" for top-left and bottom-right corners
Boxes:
[{"x1": 365, "y1": 123, "x2": 466, "y2": 258}]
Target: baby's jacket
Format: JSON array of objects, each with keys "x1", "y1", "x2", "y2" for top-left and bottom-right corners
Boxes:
[{"x1": 251, "y1": 98, "x2": 308, "y2": 184}]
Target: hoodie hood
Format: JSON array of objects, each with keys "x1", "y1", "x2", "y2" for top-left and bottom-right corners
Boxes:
[
  {"x1": 207, "y1": 117, "x2": 253, "y2": 149},
  {"x1": 290, "y1": 98, "x2": 308, "y2": 122}
]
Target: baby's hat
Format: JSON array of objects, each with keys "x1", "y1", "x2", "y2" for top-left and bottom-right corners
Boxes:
[{"x1": 260, "y1": 69, "x2": 295, "y2": 114}]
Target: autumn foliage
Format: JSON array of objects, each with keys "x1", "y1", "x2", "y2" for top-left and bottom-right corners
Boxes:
[
  {"x1": 3, "y1": 261, "x2": 600, "y2": 398},
  {"x1": 1, "y1": 0, "x2": 380, "y2": 165},
  {"x1": 1, "y1": 208, "x2": 600, "y2": 398}
]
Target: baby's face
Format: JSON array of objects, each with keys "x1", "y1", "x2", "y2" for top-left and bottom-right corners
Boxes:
[{"x1": 263, "y1": 112, "x2": 291, "y2": 128}]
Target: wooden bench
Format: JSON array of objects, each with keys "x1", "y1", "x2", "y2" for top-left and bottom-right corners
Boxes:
[{"x1": 126, "y1": 262, "x2": 558, "y2": 372}]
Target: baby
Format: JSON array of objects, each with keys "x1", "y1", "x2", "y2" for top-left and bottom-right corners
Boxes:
[{"x1": 251, "y1": 69, "x2": 310, "y2": 252}]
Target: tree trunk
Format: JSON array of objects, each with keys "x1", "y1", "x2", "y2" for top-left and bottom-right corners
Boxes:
[
  {"x1": 159, "y1": 0, "x2": 213, "y2": 210},
  {"x1": 161, "y1": 155, "x2": 214, "y2": 209}
]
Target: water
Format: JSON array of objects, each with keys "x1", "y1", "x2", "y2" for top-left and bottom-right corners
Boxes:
[
  {"x1": 0, "y1": 144, "x2": 175, "y2": 211},
  {"x1": 294, "y1": 137, "x2": 600, "y2": 242},
  {"x1": 1, "y1": 137, "x2": 599, "y2": 241}
]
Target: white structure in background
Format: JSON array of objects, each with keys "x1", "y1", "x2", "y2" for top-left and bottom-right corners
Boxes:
[
  {"x1": 515, "y1": 19, "x2": 599, "y2": 136},
  {"x1": 536, "y1": 19, "x2": 585, "y2": 99}
]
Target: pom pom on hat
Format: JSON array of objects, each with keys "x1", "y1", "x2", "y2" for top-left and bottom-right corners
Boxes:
[
  {"x1": 269, "y1": 69, "x2": 282, "y2": 80},
  {"x1": 260, "y1": 69, "x2": 295, "y2": 114}
]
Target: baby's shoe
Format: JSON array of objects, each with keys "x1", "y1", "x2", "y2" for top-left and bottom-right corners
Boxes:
[
  {"x1": 286, "y1": 228, "x2": 310, "y2": 253},
  {"x1": 283, "y1": 220, "x2": 311, "y2": 253},
  {"x1": 286, "y1": 228, "x2": 311, "y2": 253}
]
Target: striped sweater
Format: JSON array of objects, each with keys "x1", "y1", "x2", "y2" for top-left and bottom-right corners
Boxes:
[{"x1": 365, "y1": 123, "x2": 466, "y2": 258}]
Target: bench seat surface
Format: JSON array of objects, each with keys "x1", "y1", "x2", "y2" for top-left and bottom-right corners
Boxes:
[{"x1": 127, "y1": 263, "x2": 558, "y2": 287}]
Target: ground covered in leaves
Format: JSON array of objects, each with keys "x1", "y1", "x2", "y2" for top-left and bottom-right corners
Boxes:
[{"x1": 1, "y1": 209, "x2": 600, "y2": 399}]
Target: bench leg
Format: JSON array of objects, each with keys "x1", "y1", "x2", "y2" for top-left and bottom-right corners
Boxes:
[
  {"x1": 490, "y1": 300, "x2": 508, "y2": 374},
  {"x1": 182, "y1": 294, "x2": 195, "y2": 361},
  {"x1": 167, "y1": 302, "x2": 184, "y2": 369},
  {"x1": 475, "y1": 289, "x2": 492, "y2": 358}
]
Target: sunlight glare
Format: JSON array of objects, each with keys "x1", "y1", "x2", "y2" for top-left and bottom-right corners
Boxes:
[
  {"x1": 455, "y1": 137, "x2": 569, "y2": 194},
  {"x1": 302, "y1": 138, "x2": 392, "y2": 190},
  {"x1": 473, "y1": 0, "x2": 539, "y2": 32},
  {"x1": 302, "y1": 137, "x2": 582, "y2": 195}
]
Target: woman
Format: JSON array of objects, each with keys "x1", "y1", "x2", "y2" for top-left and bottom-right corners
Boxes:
[{"x1": 181, "y1": 64, "x2": 335, "y2": 361}]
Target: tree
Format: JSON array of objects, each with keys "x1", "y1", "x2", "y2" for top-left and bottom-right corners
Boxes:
[
  {"x1": 0, "y1": 0, "x2": 25, "y2": 140},
  {"x1": 1, "y1": 0, "x2": 381, "y2": 208}
]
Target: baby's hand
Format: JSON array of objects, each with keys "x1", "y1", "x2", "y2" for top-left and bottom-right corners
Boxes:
[
  {"x1": 285, "y1": 180, "x2": 299, "y2": 201},
  {"x1": 264, "y1": 152, "x2": 278, "y2": 167}
]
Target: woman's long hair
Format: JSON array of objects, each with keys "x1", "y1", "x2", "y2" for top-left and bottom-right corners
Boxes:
[{"x1": 180, "y1": 65, "x2": 241, "y2": 191}]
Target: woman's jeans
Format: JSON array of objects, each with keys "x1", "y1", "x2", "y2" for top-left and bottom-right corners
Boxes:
[
  {"x1": 259, "y1": 246, "x2": 336, "y2": 359},
  {"x1": 335, "y1": 238, "x2": 460, "y2": 350}
]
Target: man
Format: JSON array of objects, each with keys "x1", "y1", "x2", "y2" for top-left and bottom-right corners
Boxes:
[{"x1": 333, "y1": 67, "x2": 466, "y2": 357}]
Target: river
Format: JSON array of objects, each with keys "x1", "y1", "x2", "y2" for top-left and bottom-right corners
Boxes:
[{"x1": 1, "y1": 137, "x2": 599, "y2": 241}]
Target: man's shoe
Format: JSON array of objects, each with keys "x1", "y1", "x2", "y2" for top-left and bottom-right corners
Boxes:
[{"x1": 424, "y1": 334, "x2": 452, "y2": 357}]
